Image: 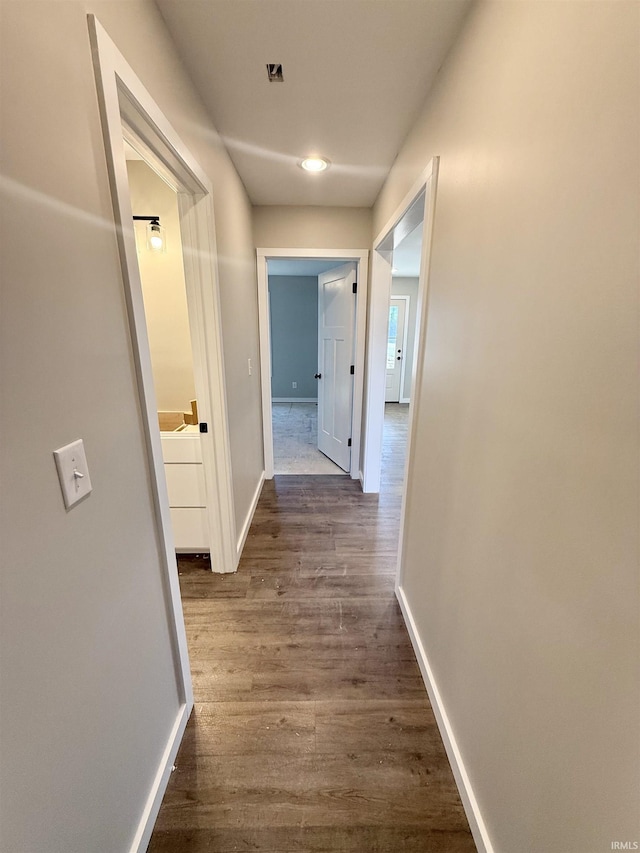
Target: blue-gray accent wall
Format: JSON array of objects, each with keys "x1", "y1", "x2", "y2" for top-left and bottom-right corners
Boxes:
[{"x1": 269, "y1": 276, "x2": 318, "y2": 399}]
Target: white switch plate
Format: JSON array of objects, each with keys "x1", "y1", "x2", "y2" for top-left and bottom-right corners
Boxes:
[{"x1": 53, "y1": 439, "x2": 92, "y2": 509}]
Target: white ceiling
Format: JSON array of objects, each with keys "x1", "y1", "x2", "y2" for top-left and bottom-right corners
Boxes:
[
  {"x1": 156, "y1": 0, "x2": 471, "y2": 207},
  {"x1": 393, "y1": 221, "x2": 423, "y2": 277}
]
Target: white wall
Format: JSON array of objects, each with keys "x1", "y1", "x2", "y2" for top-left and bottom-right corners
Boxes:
[
  {"x1": 253, "y1": 205, "x2": 372, "y2": 249},
  {"x1": 375, "y1": 3, "x2": 640, "y2": 852},
  {"x1": 391, "y1": 276, "x2": 419, "y2": 401},
  {"x1": 127, "y1": 160, "x2": 196, "y2": 415},
  {"x1": 0, "y1": 2, "x2": 262, "y2": 850}
]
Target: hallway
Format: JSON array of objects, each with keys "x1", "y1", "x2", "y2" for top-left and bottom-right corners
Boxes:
[{"x1": 148, "y1": 405, "x2": 475, "y2": 852}]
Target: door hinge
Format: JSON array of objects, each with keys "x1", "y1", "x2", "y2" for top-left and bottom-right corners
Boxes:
[
  {"x1": 350, "y1": 364, "x2": 355, "y2": 375},
  {"x1": 199, "y1": 422, "x2": 208, "y2": 433},
  {"x1": 347, "y1": 438, "x2": 352, "y2": 447},
  {"x1": 352, "y1": 281, "x2": 357, "y2": 294}
]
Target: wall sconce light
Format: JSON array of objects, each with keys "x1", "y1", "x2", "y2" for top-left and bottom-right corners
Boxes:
[{"x1": 133, "y1": 215, "x2": 165, "y2": 252}]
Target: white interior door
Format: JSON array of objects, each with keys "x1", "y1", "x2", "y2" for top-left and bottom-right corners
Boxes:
[
  {"x1": 385, "y1": 297, "x2": 407, "y2": 402},
  {"x1": 317, "y1": 262, "x2": 357, "y2": 471}
]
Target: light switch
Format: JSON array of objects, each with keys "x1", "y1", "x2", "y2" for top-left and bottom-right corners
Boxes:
[{"x1": 53, "y1": 439, "x2": 92, "y2": 509}]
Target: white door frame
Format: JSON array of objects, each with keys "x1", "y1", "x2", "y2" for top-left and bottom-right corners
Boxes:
[
  {"x1": 386, "y1": 295, "x2": 410, "y2": 403},
  {"x1": 89, "y1": 15, "x2": 237, "y2": 851},
  {"x1": 256, "y1": 248, "x2": 369, "y2": 481},
  {"x1": 362, "y1": 158, "x2": 439, "y2": 494}
]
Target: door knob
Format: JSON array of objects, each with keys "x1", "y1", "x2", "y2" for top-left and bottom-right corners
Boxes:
[{"x1": 314, "y1": 373, "x2": 322, "y2": 379}]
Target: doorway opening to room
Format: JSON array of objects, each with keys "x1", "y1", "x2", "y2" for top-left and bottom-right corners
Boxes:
[
  {"x1": 256, "y1": 249, "x2": 369, "y2": 481},
  {"x1": 111, "y1": 121, "x2": 236, "y2": 577},
  {"x1": 365, "y1": 157, "x2": 439, "y2": 577},
  {"x1": 268, "y1": 258, "x2": 350, "y2": 475},
  {"x1": 380, "y1": 220, "x2": 424, "y2": 496},
  {"x1": 123, "y1": 146, "x2": 214, "y2": 559}
]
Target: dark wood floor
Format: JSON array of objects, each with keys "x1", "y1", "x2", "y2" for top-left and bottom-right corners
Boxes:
[{"x1": 148, "y1": 405, "x2": 476, "y2": 852}]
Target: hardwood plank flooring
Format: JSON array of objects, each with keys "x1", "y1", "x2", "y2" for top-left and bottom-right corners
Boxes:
[{"x1": 148, "y1": 404, "x2": 476, "y2": 852}]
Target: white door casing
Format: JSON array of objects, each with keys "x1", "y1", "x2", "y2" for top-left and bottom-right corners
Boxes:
[
  {"x1": 385, "y1": 297, "x2": 408, "y2": 402},
  {"x1": 317, "y1": 263, "x2": 357, "y2": 471}
]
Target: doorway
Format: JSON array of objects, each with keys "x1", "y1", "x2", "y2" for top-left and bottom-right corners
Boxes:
[
  {"x1": 110, "y1": 120, "x2": 236, "y2": 575},
  {"x1": 124, "y1": 149, "x2": 215, "y2": 555},
  {"x1": 386, "y1": 297, "x2": 408, "y2": 403},
  {"x1": 365, "y1": 157, "x2": 439, "y2": 595},
  {"x1": 268, "y1": 257, "x2": 347, "y2": 475},
  {"x1": 363, "y1": 158, "x2": 439, "y2": 499},
  {"x1": 257, "y1": 249, "x2": 369, "y2": 481},
  {"x1": 379, "y1": 223, "x2": 425, "y2": 513}
]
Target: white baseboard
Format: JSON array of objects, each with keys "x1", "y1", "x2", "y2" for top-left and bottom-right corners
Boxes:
[
  {"x1": 236, "y1": 471, "x2": 265, "y2": 562},
  {"x1": 130, "y1": 701, "x2": 192, "y2": 853},
  {"x1": 272, "y1": 397, "x2": 318, "y2": 403},
  {"x1": 400, "y1": 396, "x2": 411, "y2": 404},
  {"x1": 395, "y1": 584, "x2": 494, "y2": 853}
]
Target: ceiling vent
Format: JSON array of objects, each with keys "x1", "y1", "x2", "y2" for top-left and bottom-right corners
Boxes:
[{"x1": 266, "y1": 64, "x2": 284, "y2": 82}]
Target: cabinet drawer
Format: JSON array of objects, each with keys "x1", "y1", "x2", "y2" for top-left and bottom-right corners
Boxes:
[
  {"x1": 165, "y1": 463, "x2": 206, "y2": 507},
  {"x1": 160, "y1": 434, "x2": 202, "y2": 464},
  {"x1": 170, "y1": 507, "x2": 209, "y2": 552}
]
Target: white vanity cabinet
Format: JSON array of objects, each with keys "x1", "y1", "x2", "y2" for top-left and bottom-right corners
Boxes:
[{"x1": 160, "y1": 429, "x2": 209, "y2": 552}]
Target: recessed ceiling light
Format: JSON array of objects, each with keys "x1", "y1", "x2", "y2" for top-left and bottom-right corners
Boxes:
[{"x1": 300, "y1": 157, "x2": 330, "y2": 173}]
